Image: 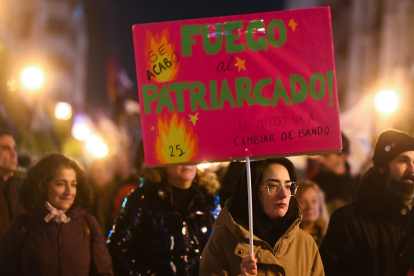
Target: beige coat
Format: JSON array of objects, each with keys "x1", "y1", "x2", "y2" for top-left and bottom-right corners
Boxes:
[{"x1": 200, "y1": 202, "x2": 324, "y2": 276}]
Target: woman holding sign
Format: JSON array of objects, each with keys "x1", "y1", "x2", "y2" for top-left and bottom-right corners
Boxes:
[{"x1": 200, "y1": 158, "x2": 324, "y2": 276}]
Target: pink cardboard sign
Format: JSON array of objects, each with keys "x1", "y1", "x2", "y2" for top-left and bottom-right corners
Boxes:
[{"x1": 133, "y1": 7, "x2": 341, "y2": 166}]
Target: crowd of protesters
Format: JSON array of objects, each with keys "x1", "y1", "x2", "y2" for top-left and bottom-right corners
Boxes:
[{"x1": 1, "y1": 128, "x2": 414, "y2": 275}]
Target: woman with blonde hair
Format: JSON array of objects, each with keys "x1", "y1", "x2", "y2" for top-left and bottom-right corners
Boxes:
[{"x1": 295, "y1": 179, "x2": 329, "y2": 246}]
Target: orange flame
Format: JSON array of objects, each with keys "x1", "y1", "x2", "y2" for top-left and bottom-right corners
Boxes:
[
  {"x1": 145, "y1": 29, "x2": 179, "y2": 83},
  {"x1": 155, "y1": 113, "x2": 198, "y2": 164}
]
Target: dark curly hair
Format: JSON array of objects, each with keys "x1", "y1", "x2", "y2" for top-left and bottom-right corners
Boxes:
[{"x1": 19, "y1": 153, "x2": 94, "y2": 211}]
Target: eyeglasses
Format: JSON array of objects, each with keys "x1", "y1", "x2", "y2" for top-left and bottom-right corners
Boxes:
[{"x1": 259, "y1": 180, "x2": 298, "y2": 196}]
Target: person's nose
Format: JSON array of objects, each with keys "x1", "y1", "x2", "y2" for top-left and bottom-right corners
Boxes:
[
  {"x1": 10, "y1": 148, "x2": 17, "y2": 159},
  {"x1": 64, "y1": 184, "x2": 74, "y2": 195},
  {"x1": 301, "y1": 202, "x2": 310, "y2": 209},
  {"x1": 408, "y1": 161, "x2": 414, "y2": 174},
  {"x1": 277, "y1": 186, "x2": 289, "y2": 198}
]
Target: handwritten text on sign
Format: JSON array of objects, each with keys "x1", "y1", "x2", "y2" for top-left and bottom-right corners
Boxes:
[{"x1": 133, "y1": 7, "x2": 341, "y2": 166}]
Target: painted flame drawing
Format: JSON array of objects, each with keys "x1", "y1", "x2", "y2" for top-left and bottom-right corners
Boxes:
[
  {"x1": 145, "y1": 28, "x2": 179, "y2": 83},
  {"x1": 155, "y1": 113, "x2": 198, "y2": 164}
]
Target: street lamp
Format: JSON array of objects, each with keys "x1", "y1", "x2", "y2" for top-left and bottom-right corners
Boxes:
[
  {"x1": 72, "y1": 115, "x2": 92, "y2": 141},
  {"x1": 20, "y1": 66, "x2": 44, "y2": 90},
  {"x1": 55, "y1": 102, "x2": 72, "y2": 120},
  {"x1": 86, "y1": 135, "x2": 108, "y2": 158},
  {"x1": 374, "y1": 90, "x2": 398, "y2": 115}
]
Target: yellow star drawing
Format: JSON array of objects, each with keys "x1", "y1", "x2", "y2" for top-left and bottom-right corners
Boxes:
[
  {"x1": 151, "y1": 126, "x2": 154, "y2": 131},
  {"x1": 189, "y1": 113, "x2": 199, "y2": 126},
  {"x1": 234, "y1": 57, "x2": 246, "y2": 72},
  {"x1": 288, "y1": 19, "x2": 298, "y2": 31}
]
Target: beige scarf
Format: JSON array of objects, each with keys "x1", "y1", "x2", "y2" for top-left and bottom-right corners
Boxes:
[{"x1": 44, "y1": 201, "x2": 71, "y2": 223}]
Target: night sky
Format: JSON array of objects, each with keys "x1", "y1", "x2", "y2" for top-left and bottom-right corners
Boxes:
[{"x1": 84, "y1": 0, "x2": 286, "y2": 114}]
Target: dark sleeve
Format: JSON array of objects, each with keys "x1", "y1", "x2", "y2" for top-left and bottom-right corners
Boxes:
[
  {"x1": 8, "y1": 178, "x2": 25, "y2": 217},
  {"x1": 85, "y1": 214, "x2": 114, "y2": 276},
  {"x1": 0, "y1": 214, "x2": 26, "y2": 275},
  {"x1": 319, "y1": 206, "x2": 364, "y2": 276},
  {"x1": 107, "y1": 189, "x2": 151, "y2": 276}
]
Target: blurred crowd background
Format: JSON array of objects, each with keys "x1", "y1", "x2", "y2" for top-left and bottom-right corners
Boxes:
[{"x1": 0, "y1": 0, "x2": 414, "y2": 237}]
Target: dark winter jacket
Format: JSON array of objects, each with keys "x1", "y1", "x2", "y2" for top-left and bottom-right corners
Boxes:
[
  {"x1": 311, "y1": 162, "x2": 358, "y2": 214},
  {"x1": 395, "y1": 225, "x2": 414, "y2": 276},
  {"x1": 107, "y1": 179, "x2": 220, "y2": 276},
  {"x1": 0, "y1": 204, "x2": 113, "y2": 275},
  {"x1": 320, "y1": 167, "x2": 414, "y2": 276},
  {"x1": 0, "y1": 176, "x2": 24, "y2": 238}
]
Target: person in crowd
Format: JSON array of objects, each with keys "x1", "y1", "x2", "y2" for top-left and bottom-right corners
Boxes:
[
  {"x1": 200, "y1": 158, "x2": 324, "y2": 276},
  {"x1": 0, "y1": 153, "x2": 113, "y2": 275},
  {"x1": 311, "y1": 132, "x2": 358, "y2": 214},
  {"x1": 320, "y1": 129, "x2": 414, "y2": 276},
  {"x1": 89, "y1": 158, "x2": 118, "y2": 236},
  {"x1": 0, "y1": 129, "x2": 24, "y2": 238},
  {"x1": 218, "y1": 161, "x2": 246, "y2": 206},
  {"x1": 295, "y1": 179, "x2": 329, "y2": 247},
  {"x1": 107, "y1": 164, "x2": 221, "y2": 276},
  {"x1": 110, "y1": 139, "x2": 145, "y2": 222}
]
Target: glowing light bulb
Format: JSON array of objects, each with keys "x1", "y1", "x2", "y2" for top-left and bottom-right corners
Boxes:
[
  {"x1": 54, "y1": 102, "x2": 72, "y2": 120},
  {"x1": 72, "y1": 115, "x2": 91, "y2": 141},
  {"x1": 375, "y1": 90, "x2": 398, "y2": 115},
  {"x1": 197, "y1": 163, "x2": 212, "y2": 169},
  {"x1": 21, "y1": 67, "x2": 44, "y2": 89},
  {"x1": 86, "y1": 135, "x2": 108, "y2": 158}
]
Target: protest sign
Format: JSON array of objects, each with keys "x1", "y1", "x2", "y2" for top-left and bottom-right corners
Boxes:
[{"x1": 133, "y1": 7, "x2": 341, "y2": 166}]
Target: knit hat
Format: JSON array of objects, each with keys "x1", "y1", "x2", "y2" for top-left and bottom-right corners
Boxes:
[{"x1": 372, "y1": 129, "x2": 414, "y2": 169}]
